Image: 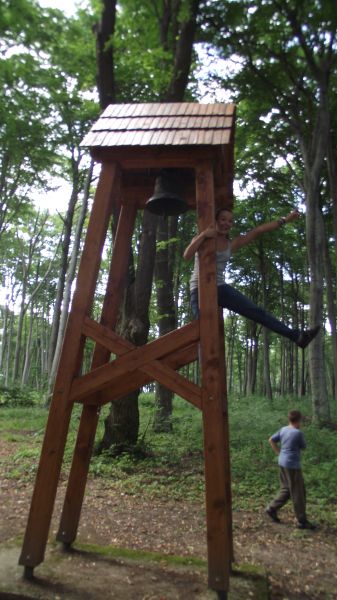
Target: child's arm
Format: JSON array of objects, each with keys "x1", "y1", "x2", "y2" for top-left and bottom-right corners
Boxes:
[
  {"x1": 183, "y1": 226, "x2": 216, "y2": 261},
  {"x1": 268, "y1": 437, "x2": 280, "y2": 455}
]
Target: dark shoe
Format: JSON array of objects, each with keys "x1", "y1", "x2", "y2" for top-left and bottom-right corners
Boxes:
[
  {"x1": 296, "y1": 325, "x2": 320, "y2": 349},
  {"x1": 297, "y1": 520, "x2": 316, "y2": 530},
  {"x1": 266, "y1": 507, "x2": 281, "y2": 523}
]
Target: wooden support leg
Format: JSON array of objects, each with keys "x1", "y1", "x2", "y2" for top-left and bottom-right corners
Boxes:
[
  {"x1": 19, "y1": 164, "x2": 118, "y2": 569},
  {"x1": 218, "y1": 312, "x2": 234, "y2": 565},
  {"x1": 56, "y1": 201, "x2": 137, "y2": 546},
  {"x1": 196, "y1": 162, "x2": 230, "y2": 594},
  {"x1": 57, "y1": 404, "x2": 101, "y2": 546}
]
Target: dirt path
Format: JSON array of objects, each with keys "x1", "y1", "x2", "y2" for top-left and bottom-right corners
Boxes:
[{"x1": 1, "y1": 441, "x2": 337, "y2": 599}]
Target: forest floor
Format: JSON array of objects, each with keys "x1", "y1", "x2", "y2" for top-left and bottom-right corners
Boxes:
[{"x1": 1, "y1": 439, "x2": 337, "y2": 600}]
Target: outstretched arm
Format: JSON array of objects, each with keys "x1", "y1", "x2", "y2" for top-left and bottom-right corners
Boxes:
[{"x1": 231, "y1": 210, "x2": 300, "y2": 253}]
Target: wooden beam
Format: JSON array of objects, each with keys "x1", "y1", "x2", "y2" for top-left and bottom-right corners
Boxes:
[
  {"x1": 80, "y1": 341, "x2": 199, "y2": 407},
  {"x1": 19, "y1": 163, "x2": 119, "y2": 569},
  {"x1": 90, "y1": 145, "x2": 224, "y2": 169},
  {"x1": 75, "y1": 317, "x2": 201, "y2": 408},
  {"x1": 56, "y1": 198, "x2": 137, "y2": 547},
  {"x1": 218, "y1": 311, "x2": 234, "y2": 564},
  {"x1": 196, "y1": 161, "x2": 231, "y2": 593},
  {"x1": 70, "y1": 320, "x2": 199, "y2": 402}
]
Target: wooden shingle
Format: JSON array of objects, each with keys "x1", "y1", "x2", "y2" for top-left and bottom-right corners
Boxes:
[{"x1": 81, "y1": 102, "x2": 235, "y2": 149}]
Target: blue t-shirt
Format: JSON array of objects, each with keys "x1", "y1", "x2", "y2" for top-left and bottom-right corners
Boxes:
[{"x1": 271, "y1": 426, "x2": 306, "y2": 469}]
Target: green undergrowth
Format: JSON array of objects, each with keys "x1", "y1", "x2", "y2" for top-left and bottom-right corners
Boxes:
[{"x1": 1, "y1": 392, "x2": 336, "y2": 527}]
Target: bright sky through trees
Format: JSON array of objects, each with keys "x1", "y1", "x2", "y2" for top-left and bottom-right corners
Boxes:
[
  {"x1": 32, "y1": 0, "x2": 82, "y2": 212},
  {"x1": 37, "y1": 0, "x2": 77, "y2": 15}
]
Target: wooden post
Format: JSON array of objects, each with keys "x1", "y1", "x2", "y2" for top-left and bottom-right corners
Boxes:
[
  {"x1": 196, "y1": 162, "x2": 231, "y2": 593},
  {"x1": 56, "y1": 200, "x2": 138, "y2": 545},
  {"x1": 19, "y1": 163, "x2": 118, "y2": 569},
  {"x1": 218, "y1": 311, "x2": 234, "y2": 564}
]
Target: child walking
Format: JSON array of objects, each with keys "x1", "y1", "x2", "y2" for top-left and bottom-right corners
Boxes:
[{"x1": 266, "y1": 410, "x2": 315, "y2": 529}]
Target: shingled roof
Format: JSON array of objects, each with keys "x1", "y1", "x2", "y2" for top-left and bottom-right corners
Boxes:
[{"x1": 81, "y1": 102, "x2": 235, "y2": 149}]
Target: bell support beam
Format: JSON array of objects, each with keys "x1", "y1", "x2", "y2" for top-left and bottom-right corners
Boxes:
[
  {"x1": 19, "y1": 163, "x2": 119, "y2": 569},
  {"x1": 217, "y1": 311, "x2": 234, "y2": 564},
  {"x1": 56, "y1": 197, "x2": 137, "y2": 546},
  {"x1": 196, "y1": 161, "x2": 231, "y2": 594}
]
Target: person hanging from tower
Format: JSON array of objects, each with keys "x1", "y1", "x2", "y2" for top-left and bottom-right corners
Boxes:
[{"x1": 183, "y1": 207, "x2": 320, "y2": 348}]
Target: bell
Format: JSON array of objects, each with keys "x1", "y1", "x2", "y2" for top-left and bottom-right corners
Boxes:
[{"x1": 146, "y1": 169, "x2": 188, "y2": 216}]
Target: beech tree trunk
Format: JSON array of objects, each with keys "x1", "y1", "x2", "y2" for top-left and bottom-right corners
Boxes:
[
  {"x1": 99, "y1": 209, "x2": 158, "y2": 452},
  {"x1": 305, "y1": 200, "x2": 330, "y2": 422},
  {"x1": 96, "y1": 0, "x2": 116, "y2": 109},
  {"x1": 153, "y1": 0, "x2": 200, "y2": 431},
  {"x1": 47, "y1": 170, "x2": 80, "y2": 374},
  {"x1": 153, "y1": 215, "x2": 178, "y2": 432},
  {"x1": 47, "y1": 163, "x2": 92, "y2": 401},
  {"x1": 259, "y1": 242, "x2": 273, "y2": 401},
  {"x1": 302, "y1": 86, "x2": 330, "y2": 423}
]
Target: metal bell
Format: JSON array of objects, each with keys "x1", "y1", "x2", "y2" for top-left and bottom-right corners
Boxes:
[{"x1": 145, "y1": 169, "x2": 188, "y2": 216}]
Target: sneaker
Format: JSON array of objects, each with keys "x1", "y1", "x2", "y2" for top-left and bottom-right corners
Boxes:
[
  {"x1": 296, "y1": 325, "x2": 320, "y2": 349},
  {"x1": 297, "y1": 520, "x2": 316, "y2": 530},
  {"x1": 266, "y1": 507, "x2": 281, "y2": 523}
]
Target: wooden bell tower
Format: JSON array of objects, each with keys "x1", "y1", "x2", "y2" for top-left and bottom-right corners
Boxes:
[{"x1": 19, "y1": 102, "x2": 236, "y2": 598}]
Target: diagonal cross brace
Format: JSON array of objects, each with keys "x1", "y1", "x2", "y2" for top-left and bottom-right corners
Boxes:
[
  {"x1": 80, "y1": 342, "x2": 200, "y2": 408},
  {"x1": 69, "y1": 317, "x2": 201, "y2": 407}
]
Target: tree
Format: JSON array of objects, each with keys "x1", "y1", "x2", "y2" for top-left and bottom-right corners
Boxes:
[
  {"x1": 0, "y1": 0, "x2": 60, "y2": 237},
  {"x1": 1, "y1": 1, "x2": 100, "y2": 393},
  {"x1": 97, "y1": 0, "x2": 201, "y2": 452},
  {"x1": 200, "y1": 0, "x2": 336, "y2": 421},
  {"x1": 153, "y1": 0, "x2": 200, "y2": 432}
]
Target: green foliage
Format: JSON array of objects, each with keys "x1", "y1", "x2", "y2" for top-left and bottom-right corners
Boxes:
[
  {"x1": 89, "y1": 393, "x2": 204, "y2": 501},
  {"x1": 0, "y1": 384, "x2": 42, "y2": 407},
  {"x1": 1, "y1": 393, "x2": 336, "y2": 527}
]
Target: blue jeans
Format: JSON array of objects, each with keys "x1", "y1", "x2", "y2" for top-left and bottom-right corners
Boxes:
[{"x1": 190, "y1": 284, "x2": 299, "y2": 342}]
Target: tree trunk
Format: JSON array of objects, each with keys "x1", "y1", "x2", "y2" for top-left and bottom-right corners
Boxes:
[
  {"x1": 4, "y1": 312, "x2": 14, "y2": 387},
  {"x1": 96, "y1": 0, "x2": 116, "y2": 109},
  {"x1": 323, "y1": 228, "x2": 337, "y2": 400},
  {"x1": 165, "y1": 0, "x2": 200, "y2": 102},
  {"x1": 305, "y1": 202, "x2": 329, "y2": 422},
  {"x1": 153, "y1": 0, "x2": 200, "y2": 431},
  {"x1": 98, "y1": 0, "x2": 200, "y2": 452},
  {"x1": 13, "y1": 280, "x2": 27, "y2": 383},
  {"x1": 99, "y1": 209, "x2": 158, "y2": 452},
  {"x1": 47, "y1": 178, "x2": 79, "y2": 374},
  {"x1": 245, "y1": 323, "x2": 258, "y2": 395},
  {"x1": 262, "y1": 328, "x2": 272, "y2": 401},
  {"x1": 226, "y1": 314, "x2": 237, "y2": 394},
  {"x1": 0, "y1": 302, "x2": 9, "y2": 372},
  {"x1": 153, "y1": 215, "x2": 177, "y2": 432},
  {"x1": 21, "y1": 302, "x2": 34, "y2": 387},
  {"x1": 259, "y1": 242, "x2": 273, "y2": 401},
  {"x1": 47, "y1": 163, "x2": 92, "y2": 402},
  {"x1": 302, "y1": 88, "x2": 330, "y2": 423}
]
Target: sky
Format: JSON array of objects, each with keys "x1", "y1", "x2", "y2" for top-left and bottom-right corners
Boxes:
[{"x1": 37, "y1": 0, "x2": 77, "y2": 16}]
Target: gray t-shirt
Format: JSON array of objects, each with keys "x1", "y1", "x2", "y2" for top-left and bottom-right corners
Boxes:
[
  {"x1": 189, "y1": 245, "x2": 231, "y2": 291},
  {"x1": 271, "y1": 426, "x2": 306, "y2": 469}
]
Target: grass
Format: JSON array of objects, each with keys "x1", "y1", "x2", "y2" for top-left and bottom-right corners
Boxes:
[{"x1": 1, "y1": 391, "x2": 337, "y2": 526}]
